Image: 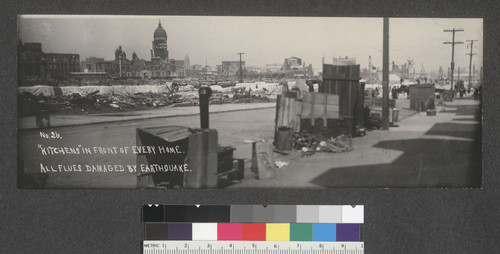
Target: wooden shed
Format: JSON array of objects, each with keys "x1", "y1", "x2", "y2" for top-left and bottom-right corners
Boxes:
[
  {"x1": 409, "y1": 83, "x2": 435, "y2": 111},
  {"x1": 274, "y1": 64, "x2": 363, "y2": 139},
  {"x1": 305, "y1": 64, "x2": 362, "y2": 136}
]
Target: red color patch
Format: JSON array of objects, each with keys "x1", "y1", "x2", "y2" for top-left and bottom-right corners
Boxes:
[{"x1": 242, "y1": 223, "x2": 266, "y2": 241}]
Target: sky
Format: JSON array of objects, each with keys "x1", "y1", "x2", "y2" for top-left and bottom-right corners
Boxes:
[{"x1": 18, "y1": 15, "x2": 483, "y2": 73}]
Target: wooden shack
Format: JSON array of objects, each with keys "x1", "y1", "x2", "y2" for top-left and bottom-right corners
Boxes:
[
  {"x1": 274, "y1": 64, "x2": 363, "y2": 139},
  {"x1": 409, "y1": 83, "x2": 435, "y2": 111},
  {"x1": 308, "y1": 64, "x2": 363, "y2": 136}
]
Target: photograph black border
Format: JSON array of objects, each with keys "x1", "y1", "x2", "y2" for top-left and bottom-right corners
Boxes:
[{"x1": 1, "y1": 0, "x2": 499, "y2": 253}]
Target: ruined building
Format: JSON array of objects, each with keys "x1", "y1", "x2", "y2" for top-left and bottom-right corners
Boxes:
[{"x1": 151, "y1": 20, "x2": 169, "y2": 62}]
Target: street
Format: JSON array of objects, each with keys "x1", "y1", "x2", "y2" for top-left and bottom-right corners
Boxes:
[
  {"x1": 19, "y1": 107, "x2": 276, "y2": 188},
  {"x1": 18, "y1": 97, "x2": 481, "y2": 189}
]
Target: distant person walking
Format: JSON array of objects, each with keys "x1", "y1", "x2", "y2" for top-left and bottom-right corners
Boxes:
[{"x1": 391, "y1": 87, "x2": 398, "y2": 99}]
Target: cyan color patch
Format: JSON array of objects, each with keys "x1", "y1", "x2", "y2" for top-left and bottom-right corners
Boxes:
[{"x1": 313, "y1": 223, "x2": 336, "y2": 241}]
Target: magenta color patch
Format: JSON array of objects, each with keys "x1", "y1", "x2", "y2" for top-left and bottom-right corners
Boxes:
[{"x1": 217, "y1": 223, "x2": 242, "y2": 240}]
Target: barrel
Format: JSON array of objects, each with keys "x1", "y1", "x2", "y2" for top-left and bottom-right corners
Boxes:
[{"x1": 275, "y1": 126, "x2": 293, "y2": 151}]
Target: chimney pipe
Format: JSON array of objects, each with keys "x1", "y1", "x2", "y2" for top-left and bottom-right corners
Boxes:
[{"x1": 198, "y1": 86, "x2": 212, "y2": 129}]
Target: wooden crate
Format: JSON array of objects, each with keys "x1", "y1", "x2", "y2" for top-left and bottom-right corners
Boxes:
[
  {"x1": 300, "y1": 92, "x2": 340, "y2": 127},
  {"x1": 319, "y1": 64, "x2": 362, "y2": 136}
]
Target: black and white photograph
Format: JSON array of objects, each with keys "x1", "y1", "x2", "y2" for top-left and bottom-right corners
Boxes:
[{"x1": 17, "y1": 15, "x2": 483, "y2": 189}]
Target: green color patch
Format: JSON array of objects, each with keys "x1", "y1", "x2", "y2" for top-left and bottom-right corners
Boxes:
[{"x1": 290, "y1": 223, "x2": 313, "y2": 241}]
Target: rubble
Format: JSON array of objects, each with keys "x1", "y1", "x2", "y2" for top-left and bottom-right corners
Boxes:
[
  {"x1": 18, "y1": 81, "x2": 288, "y2": 115},
  {"x1": 275, "y1": 160, "x2": 289, "y2": 168},
  {"x1": 19, "y1": 90, "x2": 182, "y2": 115},
  {"x1": 292, "y1": 132, "x2": 353, "y2": 156}
]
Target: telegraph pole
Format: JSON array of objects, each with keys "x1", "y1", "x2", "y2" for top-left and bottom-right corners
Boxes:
[
  {"x1": 466, "y1": 40, "x2": 478, "y2": 88},
  {"x1": 237, "y1": 52, "x2": 245, "y2": 83},
  {"x1": 443, "y1": 28, "x2": 464, "y2": 90},
  {"x1": 382, "y1": 17, "x2": 389, "y2": 130},
  {"x1": 473, "y1": 64, "x2": 476, "y2": 81},
  {"x1": 369, "y1": 55, "x2": 372, "y2": 84}
]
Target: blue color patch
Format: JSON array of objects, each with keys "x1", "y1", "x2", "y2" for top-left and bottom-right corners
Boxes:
[{"x1": 313, "y1": 223, "x2": 336, "y2": 241}]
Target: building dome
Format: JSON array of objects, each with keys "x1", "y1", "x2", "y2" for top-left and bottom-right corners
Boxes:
[{"x1": 154, "y1": 21, "x2": 167, "y2": 40}]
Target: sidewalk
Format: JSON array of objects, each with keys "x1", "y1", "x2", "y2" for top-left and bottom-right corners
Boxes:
[
  {"x1": 18, "y1": 102, "x2": 276, "y2": 130},
  {"x1": 230, "y1": 98, "x2": 481, "y2": 188}
]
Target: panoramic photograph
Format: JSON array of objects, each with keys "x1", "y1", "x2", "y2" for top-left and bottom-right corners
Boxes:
[{"x1": 17, "y1": 15, "x2": 482, "y2": 189}]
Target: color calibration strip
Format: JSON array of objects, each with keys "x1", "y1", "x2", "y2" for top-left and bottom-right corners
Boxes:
[
  {"x1": 145, "y1": 222, "x2": 362, "y2": 241},
  {"x1": 143, "y1": 205, "x2": 363, "y2": 242},
  {"x1": 143, "y1": 205, "x2": 364, "y2": 224}
]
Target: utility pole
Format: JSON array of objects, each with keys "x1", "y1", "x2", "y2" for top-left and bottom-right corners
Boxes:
[
  {"x1": 237, "y1": 52, "x2": 245, "y2": 83},
  {"x1": 443, "y1": 28, "x2": 464, "y2": 90},
  {"x1": 382, "y1": 17, "x2": 389, "y2": 130},
  {"x1": 369, "y1": 55, "x2": 372, "y2": 84},
  {"x1": 473, "y1": 64, "x2": 476, "y2": 81},
  {"x1": 466, "y1": 40, "x2": 478, "y2": 88}
]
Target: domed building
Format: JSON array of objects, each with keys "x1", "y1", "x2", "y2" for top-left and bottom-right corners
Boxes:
[
  {"x1": 115, "y1": 45, "x2": 127, "y2": 61},
  {"x1": 151, "y1": 20, "x2": 169, "y2": 62}
]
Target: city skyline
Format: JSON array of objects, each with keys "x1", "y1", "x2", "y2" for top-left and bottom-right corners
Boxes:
[{"x1": 18, "y1": 15, "x2": 483, "y2": 74}]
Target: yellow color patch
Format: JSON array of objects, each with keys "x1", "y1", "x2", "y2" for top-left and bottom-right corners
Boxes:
[{"x1": 266, "y1": 223, "x2": 290, "y2": 241}]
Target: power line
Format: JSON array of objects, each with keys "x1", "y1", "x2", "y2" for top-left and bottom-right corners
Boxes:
[
  {"x1": 443, "y1": 28, "x2": 464, "y2": 90},
  {"x1": 465, "y1": 40, "x2": 478, "y2": 88}
]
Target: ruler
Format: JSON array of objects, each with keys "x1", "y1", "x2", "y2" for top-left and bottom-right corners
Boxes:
[{"x1": 143, "y1": 241, "x2": 364, "y2": 254}]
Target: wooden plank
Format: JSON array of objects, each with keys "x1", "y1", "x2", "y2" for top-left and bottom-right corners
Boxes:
[
  {"x1": 278, "y1": 94, "x2": 287, "y2": 126},
  {"x1": 303, "y1": 93, "x2": 339, "y2": 104},
  {"x1": 274, "y1": 94, "x2": 281, "y2": 131},
  {"x1": 300, "y1": 104, "x2": 339, "y2": 115},
  {"x1": 322, "y1": 64, "x2": 361, "y2": 80},
  {"x1": 276, "y1": 95, "x2": 303, "y2": 132},
  {"x1": 310, "y1": 93, "x2": 316, "y2": 126},
  {"x1": 301, "y1": 109, "x2": 339, "y2": 119},
  {"x1": 348, "y1": 82, "x2": 352, "y2": 116},
  {"x1": 301, "y1": 114, "x2": 340, "y2": 120},
  {"x1": 301, "y1": 93, "x2": 340, "y2": 120},
  {"x1": 287, "y1": 97, "x2": 299, "y2": 132},
  {"x1": 292, "y1": 98, "x2": 302, "y2": 132},
  {"x1": 322, "y1": 93, "x2": 328, "y2": 127},
  {"x1": 285, "y1": 97, "x2": 291, "y2": 126}
]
